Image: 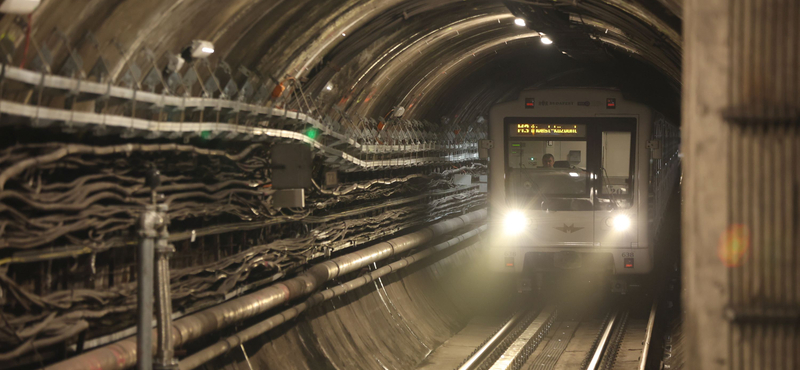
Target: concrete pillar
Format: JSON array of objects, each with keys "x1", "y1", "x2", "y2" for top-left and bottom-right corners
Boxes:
[{"x1": 684, "y1": 0, "x2": 800, "y2": 369}]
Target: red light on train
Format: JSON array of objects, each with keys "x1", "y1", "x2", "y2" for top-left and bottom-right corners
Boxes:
[
  {"x1": 624, "y1": 257, "x2": 634, "y2": 268},
  {"x1": 525, "y1": 98, "x2": 535, "y2": 109}
]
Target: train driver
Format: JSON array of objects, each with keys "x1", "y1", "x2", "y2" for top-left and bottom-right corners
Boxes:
[{"x1": 541, "y1": 153, "x2": 555, "y2": 168}]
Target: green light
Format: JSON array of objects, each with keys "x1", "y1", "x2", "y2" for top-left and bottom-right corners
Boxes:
[
  {"x1": 512, "y1": 144, "x2": 521, "y2": 147},
  {"x1": 307, "y1": 128, "x2": 319, "y2": 140},
  {"x1": 201, "y1": 130, "x2": 211, "y2": 140},
  {"x1": 530, "y1": 157, "x2": 535, "y2": 161}
]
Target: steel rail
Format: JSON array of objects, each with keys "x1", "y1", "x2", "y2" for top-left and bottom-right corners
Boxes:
[
  {"x1": 457, "y1": 311, "x2": 529, "y2": 370},
  {"x1": 586, "y1": 309, "x2": 620, "y2": 370},
  {"x1": 638, "y1": 301, "x2": 658, "y2": 370},
  {"x1": 487, "y1": 306, "x2": 557, "y2": 370}
]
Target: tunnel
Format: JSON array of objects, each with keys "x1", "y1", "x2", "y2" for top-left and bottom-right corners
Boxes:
[{"x1": 0, "y1": 0, "x2": 796, "y2": 369}]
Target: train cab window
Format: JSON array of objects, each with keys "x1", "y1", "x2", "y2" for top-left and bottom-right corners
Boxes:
[
  {"x1": 600, "y1": 131, "x2": 634, "y2": 208},
  {"x1": 507, "y1": 140, "x2": 590, "y2": 206}
]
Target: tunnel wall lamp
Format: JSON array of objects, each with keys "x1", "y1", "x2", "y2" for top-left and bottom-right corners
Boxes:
[
  {"x1": 189, "y1": 40, "x2": 215, "y2": 59},
  {"x1": 179, "y1": 40, "x2": 215, "y2": 65}
]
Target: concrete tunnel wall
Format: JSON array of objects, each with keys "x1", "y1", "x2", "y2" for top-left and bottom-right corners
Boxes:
[{"x1": 201, "y1": 241, "x2": 509, "y2": 370}]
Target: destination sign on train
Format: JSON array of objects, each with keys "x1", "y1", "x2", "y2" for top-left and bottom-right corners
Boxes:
[{"x1": 510, "y1": 124, "x2": 586, "y2": 137}]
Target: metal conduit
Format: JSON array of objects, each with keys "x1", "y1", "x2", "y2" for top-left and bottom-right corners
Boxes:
[
  {"x1": 179, "y1": 225, "x2": 488, "y2": 370},
  {"x1": 45, "y1": 209, "x2": 487, "y2": 370}
]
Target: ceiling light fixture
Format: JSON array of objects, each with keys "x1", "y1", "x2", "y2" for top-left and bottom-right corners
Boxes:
[
  {"x1": 192, "y1": 40, "x2": 215, "y2": 58},
  {"x1": 541, "y1": 36, "x2": 553, "y2": 45},
  {"x1": 514, "y1": 18, "x2": 526, "y2": 27},
  {"x1": 180, "y1": 40, "x2": 215, "y2": 64}
]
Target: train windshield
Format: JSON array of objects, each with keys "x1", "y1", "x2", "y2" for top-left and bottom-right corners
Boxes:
[
  {"x1": 503, "y1": 118, "x2": 637, "y2": 211},
  {"x1": 507, "y1": 140, "x2": 589, "y2": 200}
]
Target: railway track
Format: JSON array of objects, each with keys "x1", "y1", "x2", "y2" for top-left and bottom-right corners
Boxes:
[
  {"x1": 417, "y1": 298, "x2": 658, "y2": 370},
  {"x1": 583, "y1": 301, "x2": 657, "y2": 370}
]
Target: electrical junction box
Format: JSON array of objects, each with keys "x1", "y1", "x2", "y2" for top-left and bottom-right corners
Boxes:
[
  {"x1": 271, "y1": 144, "x2": 312, "y2": 189},
  {"x1": 273, "y1": 189, "x2": 305, "y2": 208},
  {"x1": 478, "y1": 139, "x2": 493, "y2": 159},
  {"x1": 647, "y1": 140, "x2": 663, "y2": 159},
  {"x1": 452, "y1": 174, "x2": 472, "y2": 186},
  {"x1": 324, "y1": 170, "x2": 338, "y2": 188},
  {"x1": 477, "y1": 175, "x2": 488, "y2": 193}
]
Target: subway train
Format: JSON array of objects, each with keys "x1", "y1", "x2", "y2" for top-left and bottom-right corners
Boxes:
[{"x1": 486, "y1": 88, "x2": 680, "y2": 293}]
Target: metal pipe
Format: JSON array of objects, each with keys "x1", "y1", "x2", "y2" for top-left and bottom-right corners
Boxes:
[
  {"x1": 179, "y1": 225, "x2": 487, "y2": 370},
  {"x1": 46, "y1": 208, "x2": 487, "y2": 370},
  {"x1": 137, "y1": 205, "x2": 156, "y2": 370}
]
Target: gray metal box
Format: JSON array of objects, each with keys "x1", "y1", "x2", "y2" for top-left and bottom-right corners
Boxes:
[
  {"x1": 453, "y1": 174, "x2": 472, "y2": 186},
  {"x1": 478, "y1": 175, "x2": 488, "y2": 183},
  {"x1": 478, "y1": 139, "x2": 493, "y2": 159},
  {"x1": 273, "y1": 189, "x2": 305, "y2": 208},
  {"x1": 271, "y1": 144, "x2": 312, "y2": 189},
  {"x1": 324, "y1": 170, "x2": 338, "y2": 187}
]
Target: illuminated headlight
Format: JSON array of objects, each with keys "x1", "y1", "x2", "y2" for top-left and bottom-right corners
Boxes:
[
  {"x1": 611, "y1": 215, "x2": 631, "y2": 231},
  {"x1": 504, "y1": 210, "x2": 529, "y2": 235}
]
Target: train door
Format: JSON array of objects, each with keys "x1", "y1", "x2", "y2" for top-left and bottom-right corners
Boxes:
[{"x1": 593, "y1": 124, "x2": 638, "y2": 251}]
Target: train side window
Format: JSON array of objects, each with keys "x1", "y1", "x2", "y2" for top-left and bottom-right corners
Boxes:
[{"x1": 600, "y1": 131, "x2": 634, "y2": 207}]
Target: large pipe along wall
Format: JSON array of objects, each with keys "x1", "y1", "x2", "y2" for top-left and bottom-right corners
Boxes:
[
  {"x1": 180, "y1": 225, "x2": 489, "y2": 369},
  {"x1": 47, "y1": 209, "x2": 494, "y2": 370},
  {"x1": 199, "y1": 227, "x2": 503, "y2": 369}
]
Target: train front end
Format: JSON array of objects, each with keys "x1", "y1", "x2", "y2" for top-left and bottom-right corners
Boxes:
[{"x1": 487, "y1": 88, "x2": 652, "y2": 293}]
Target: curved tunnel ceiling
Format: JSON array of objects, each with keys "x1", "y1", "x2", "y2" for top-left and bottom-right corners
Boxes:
[{"x1": 2, "y1": 0, "x2": 683, "y2": 127}]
